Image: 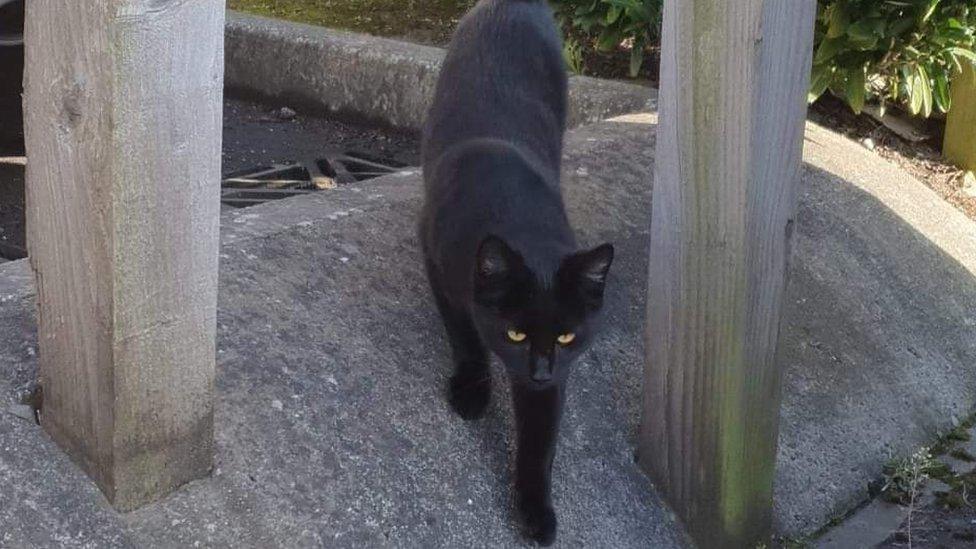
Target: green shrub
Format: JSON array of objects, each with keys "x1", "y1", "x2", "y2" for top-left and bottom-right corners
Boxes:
[
  {"x1": 550, "y1": 0, "x2": 976, "y2": 119},
  {"x1": 810, "y1": 0, "x2": 976, "y2": 117},
  {"x1": 549, "y1": 0, "x2": 663, "y2": 77}
]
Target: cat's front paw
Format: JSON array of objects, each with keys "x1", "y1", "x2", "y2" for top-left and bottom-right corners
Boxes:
[
  {"x1": 519, "y1": 500, "x2": 557, "y2": 547},
  {"x1": 448, "y1": 371, "x2": 491, "y2": 420}
]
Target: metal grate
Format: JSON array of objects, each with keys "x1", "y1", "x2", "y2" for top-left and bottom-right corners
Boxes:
[{"x1": 221, "y1": 152, "x2": 407, "y2": 209}]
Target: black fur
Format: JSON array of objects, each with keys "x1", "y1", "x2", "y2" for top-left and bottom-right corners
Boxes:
[{"x1": 419, "y1": 0, "x2": 614, "y2": 545}]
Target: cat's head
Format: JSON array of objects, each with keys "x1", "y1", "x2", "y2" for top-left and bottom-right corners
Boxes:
[{"x1": 471, "y1": 235, "x2": 614, "y2": 388}]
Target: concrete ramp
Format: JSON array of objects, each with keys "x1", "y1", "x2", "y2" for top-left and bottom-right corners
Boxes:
[
  {"x1": 777, "y1": 121, "x2": 976, "y2": 534},
  {"x1": 2, "y1": 114, "x2": 975, "y2": 545}
]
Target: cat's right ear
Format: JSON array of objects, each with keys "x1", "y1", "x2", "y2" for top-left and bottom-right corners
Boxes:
[{"x1": 474, "y1": 235, "x2": 523, "y2": 307}]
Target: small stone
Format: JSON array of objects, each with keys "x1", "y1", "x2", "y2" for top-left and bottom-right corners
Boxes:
[
  {"x1": 961, "y1": 172, "x2": 976, "y2": 198},
  {"x1": 271, "y1": 399, "x2": 284, "y2": 411},
  {"x1": 467, "y1": 499, "x2": 473, "y2": 506},
  {"x1": 860, "y1": 137, "x2": 876, "y2": 151},
  {"x1": 276, "y1": 107, "x2": 297, "y2": 120},
  {"x1": 6, "y1": 404, "x2": 36, "y2": 422},
  {"x1": 312, "y1": 176, "x2": 337, "y2": 190}
]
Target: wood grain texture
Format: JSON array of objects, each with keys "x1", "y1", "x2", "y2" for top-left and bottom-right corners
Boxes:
[
  {"x1": 638, "y1": 1, "x2": 816, "y2": 546},
  {"x1": 944, "y1": 63, "x2": 976, "y2": 172},
  {"x1": 24, "y1": 0, "x2": 224, "y2": 510}
]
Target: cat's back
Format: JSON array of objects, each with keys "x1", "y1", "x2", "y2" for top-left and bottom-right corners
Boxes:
[{"x1": 421, "y1": 0, "x2": 568, "y2": 179}]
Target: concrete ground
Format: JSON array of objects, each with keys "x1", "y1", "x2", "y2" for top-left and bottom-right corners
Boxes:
[{"x1": 2, "y1": 113, "x2": 975, "y2": 547}]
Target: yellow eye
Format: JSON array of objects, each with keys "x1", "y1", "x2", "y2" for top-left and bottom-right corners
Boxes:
[
  {"x1": 557, "y1": 333, "x2": 576, "y2": 346},
  {"x1": 507, "y1": 329, "x2": 527, "y2": 343}
]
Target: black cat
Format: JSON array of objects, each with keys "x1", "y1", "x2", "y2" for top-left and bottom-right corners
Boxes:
[{"x1": 419, "y1": 0, "x2": 614, "y2": 545}]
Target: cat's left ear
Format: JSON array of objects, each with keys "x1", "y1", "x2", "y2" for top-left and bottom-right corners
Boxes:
[
  {"x1": 474, "y1": 235, "x2": 526, "y2": 308},
  {"x1": 558, "y1": 244, "x2": 614, "y2": 309}
]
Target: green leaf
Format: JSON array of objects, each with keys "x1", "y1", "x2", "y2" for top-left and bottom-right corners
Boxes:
[
  {"x1": 949, "y1": 47, "x2": 976, "y2": 67},
  {"x1": 944, "y1": 50, "x2": 964, "y2": 74},
  {"x1": 629, "y1": 44, "x2": 644, "y2": 77},
  {"x1": 845, "y1": 67, "x2": 867, "y2": 114},
  {"x1": 606, "y1": 5, "x2": 622, "y2": 25},
  {"x1": 814, "y1": 37, "x2": 845, "y2": 64},
  {"x1": 827, "y1": 5, "x2": 850, "y2": 38},
  {"x1": 946, "y1": 18, "x2": 965, "y2": 30},
  {"x1": 900, "y1": 65, "x2": 914, "y2": 106},
  {"x1": 908, "y1": 66, "x2": 924, "y2": 115},
  {"x1": 847, "y1": 19, "x2": 882, "y2": 50},
  {"x1": 889, "y1": 76, "x2": 901, "y2": 102},
  {"x1": 847, "y1": 20, "x2": 879, "y2": 41},
  {"x1": 888, "y1": 17, "x2": 915, "y2": 36},
  {"x1": 809, "y1": 63, "x2": 833, "y2": 103},
  {"x1": 934, "y1": 72, "x2": 951, "y2": 113},
  {"x1": 919, "y1": 0, "x2": 941, "y2": 25},
  {"x1": 917, "y1": 64, "x2": 933, "y2": 117},
  {"x1": 596, "y1": 29, "x2": 622, "y2": 51}
]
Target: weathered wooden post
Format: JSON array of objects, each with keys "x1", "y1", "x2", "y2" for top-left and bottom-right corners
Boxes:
[
  {"x1": 638, "y1": 1, "x2": 816, "y2": 546},
  {"x1": 944, "y1": 63, "x2": 976, "y2": 173},
  {"x1": 24, "y1": 1, "x2": 224, "y2": 510}
]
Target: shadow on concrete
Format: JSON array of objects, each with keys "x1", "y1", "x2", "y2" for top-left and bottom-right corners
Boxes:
[{"x1": 775, "y1": 159, "x2": 976, "y2": 535}]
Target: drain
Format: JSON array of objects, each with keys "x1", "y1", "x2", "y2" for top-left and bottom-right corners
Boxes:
[{"x1": 222, "y1": 151, "x2": 406, "y2": 209}]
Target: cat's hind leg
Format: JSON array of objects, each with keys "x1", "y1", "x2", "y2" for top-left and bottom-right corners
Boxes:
[{"x1": 424, "y1": 259, "x2": 491, "y2": 420}]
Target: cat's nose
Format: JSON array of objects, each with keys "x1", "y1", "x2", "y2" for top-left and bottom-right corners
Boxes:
[
  {"x1": 531, "y1": 369, "x2": 552, "y2": 383},
  {"x1": 530, "y1": 356, "x2": 552, "y2": 383}
]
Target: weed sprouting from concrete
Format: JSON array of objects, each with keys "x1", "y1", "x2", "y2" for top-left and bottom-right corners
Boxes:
[
  {"x1": 881, "y1": 448, "x2": 937, "y2": 548},
  {"x1": 881, "y1": 448, "x2": 937, "y2": 505}
]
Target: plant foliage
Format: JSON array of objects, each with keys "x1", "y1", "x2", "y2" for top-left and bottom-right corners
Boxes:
[
  {"x1": 549, "y1": 0, "x2": 663, "y2": 77},
  {"x1": 550, "y1": 0, "x2": 976, "y2": 118},
  {"x1": 810, "y1": 0, "x2": 976, "y2": 116}
]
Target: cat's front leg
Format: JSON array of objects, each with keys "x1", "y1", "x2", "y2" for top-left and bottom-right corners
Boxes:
[
  {"x1": 512, "y1": 381, "x2": 565, "y2": 546},
  {"x1": 423, "y1": 258, "x2": 492, "y2": 420}
]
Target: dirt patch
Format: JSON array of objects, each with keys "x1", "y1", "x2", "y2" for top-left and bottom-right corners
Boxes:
[{"x1": 809, "y1": 95, "x2": 974, "y2": 222}]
